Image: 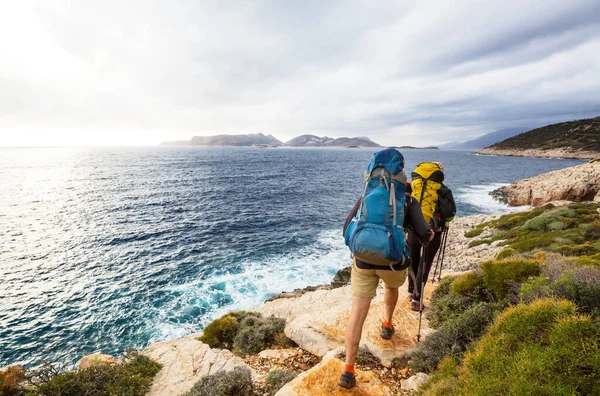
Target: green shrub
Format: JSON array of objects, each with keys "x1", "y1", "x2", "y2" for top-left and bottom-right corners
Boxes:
[
  {"x1": 32, "y1": 353, "x2": 161, "y2": 396},
  {"x1": 464, "y1": 227, "x2": 484, "y2": 238},
  {"x1": 495, "y1": 248, "x2": 515, "y2": 260},
  {"x1": 481, "y1": 259, "x2": 541, "y2": 299},
  {"x1": 421, "y1": 299, "x2": 600, "y2": 396},
  {"x1": 467, "y1": 239, "x2": 491, "y2": 248},
  {"x1": 185, "y1": 367, "x2": 254, "y2": 396},
  {"x1": 518, "y1": 275, "x2": 553, "y2": 302},
  {"x1": 233, "y1": 315, "x2": 288, "y2": 356},
  {"x1": 410, "y1": 302, "x2": 502, "y2": 373},
  {"x1": 265, "y1": 370, "x2": 298, "y2": 394},
  {"x1": 199, "y1": 311, "x2": 292, "y2": 356},
  {"x1": 199, "y1": 311, "x2": 260, "y2": 349},
  {"x1": 449, "y1": 272, "x2": 486, "y2": 297},
  {"x1": 0, "y1": 365, "x2": 26, "y2": 396}
]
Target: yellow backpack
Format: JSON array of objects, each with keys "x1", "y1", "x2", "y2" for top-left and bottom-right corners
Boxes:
[{"x1": 411, "y1": 162, "x2": 445, "y2": 231}]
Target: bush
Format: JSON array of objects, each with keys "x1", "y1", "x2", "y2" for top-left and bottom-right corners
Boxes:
[
  {"x1": 0, "y1": 366, "x2": 26, "y2": 396},
  {"x1": 199, "y1": 311, "x2": 260, "y2": 349},
  {"x1": 199, "y1": 312, "x2": 292, "y2": 356},
  {"x1": 495, "y1": 248, "x2": 515, "y2": 260},
  {"x1": 410, "y1": 302, "x2": 502, "y2": 373},
  {"x1": 421, "y1": 299, "x2": 600, "y2": 396},
  {"x1": 337, "y1": 346, "x2": 380, "y2": 368},
  {"x1": 427, "y1": 274, "x2": 494, "y2": 328},
  {"x1": 233, "y1": 315, "x2": 289, "y2": 356},
  {"x1": 32, "y1": 353, "x2": 161, "y2": 396},
  {"x1": 464, "y1": 227, "x2": 484, "y2": 238},
  {"x1": 186, "y1": 367, "x2": 254, "y2": 396},
  {"x1": 519, "y1": 259, "x2": 600, "y2": 317},
  {"x1": 481, "y1": 259, "x2": 541, "y2": 299},
  {"x1": 265, "y1": 370, "x2": 298, "y2": 395}
]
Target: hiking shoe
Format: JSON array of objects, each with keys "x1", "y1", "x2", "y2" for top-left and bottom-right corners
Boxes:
[
  {"x1": 338, "y1": 371, "x2": 356, "y2": 389},
  {"x1": 411, "y1": 299, "x2": 424, "y2": 312},
  {"x1": 381, "y1": 323, "x2": 395, "y2": 340}
]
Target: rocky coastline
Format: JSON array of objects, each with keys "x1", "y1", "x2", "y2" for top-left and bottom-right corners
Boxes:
[
  {"x1": 491, "y1": 160, "x2": 600, "y2": 206},
  {"x1": 476, "y1": 147, "x2": 600, "y2": 160}
]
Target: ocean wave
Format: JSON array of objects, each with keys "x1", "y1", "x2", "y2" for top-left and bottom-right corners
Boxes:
[
  {"x1": 455, "y1": 183, "x2": 528, "y2": 215},
  {"x1": 148, "y1": 229, "x2": 349, "y2": 342}
]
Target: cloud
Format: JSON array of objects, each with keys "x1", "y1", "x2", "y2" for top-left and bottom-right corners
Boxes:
[{"x1": 0, "y1": 0, "x2": 599, "y2": 146}]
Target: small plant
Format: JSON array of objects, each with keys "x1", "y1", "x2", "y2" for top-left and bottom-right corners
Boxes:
[
  {"x1": 233, "y1": 315, "x2": 287, "y2": 356},
  {"x1": 31, "y1": 352, "x2": 161, "y2": 396},
  {"x1": 481, "y1": 259, "x2": 541, "y2": 299},
  {"x1": 0, "y1": 365, "x2": 26, "y2": 396},
  {"x1": 495, "y1": 248, "x2": 515, "y2": 260},
  {"x1": 265, "y1": 370, "x2": 298, "y2": 394},
  {"x1": 199, "y1": 311, "x2": 260, "y2": 349},
  {"x1": 336, "y1": 347, "x2": 380, "y2": 367},
  {"x1": 410, "y1": 302, "x2": 502, "y2": 373},
  {"x1": 464, "y1": 227, "x2": 484, "y2": 238},
  {"x1": 185, "y1": 367, "x2": 254, "y2": 396}
]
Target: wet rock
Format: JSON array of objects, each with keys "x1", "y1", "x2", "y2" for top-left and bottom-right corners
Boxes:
[
  {"x1": 78, "y1": 353, "x2": 118, "y2": 370},
  {"x1": 143, "y1": 333, "x2": 255, "y2": 396}
]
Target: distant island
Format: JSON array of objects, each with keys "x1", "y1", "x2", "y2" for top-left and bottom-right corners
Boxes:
[
  {"x1": 440, "y1": 127, "x2": 533, "y2": 150},
  {"x1": 160, "y1": 133, "x2": 382, "y2": 148},
  {"x1": 477, "y1": 117, "x2": 600, "y2": 160},
  {"x1": 392, "y1": 146, "x2": 439, "y2": 150}
]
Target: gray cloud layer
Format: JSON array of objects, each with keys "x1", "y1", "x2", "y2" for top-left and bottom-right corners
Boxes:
[{"x1": 1, "y1": 0, "x2": 599, "y2": 146}]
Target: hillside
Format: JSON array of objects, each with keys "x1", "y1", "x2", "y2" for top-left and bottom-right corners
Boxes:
[
  {"x1": 160, "y1": 133, "x2": 282, "y2": 147},
  {"x1": 285, "y1": 135, "x2": 381, "y2": 147},
  {"x1": 442, "y1": 127, "x2": 531, "y2": 149},
  {"x1": 477, "y1": 117, "x2": 600, "y2": 159}
]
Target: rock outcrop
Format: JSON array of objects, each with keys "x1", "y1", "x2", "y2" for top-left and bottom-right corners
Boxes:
[
  {"x1": 78, "y1": 353, "x2": 118, "y2": 370},
  {"x1": 401, "y1": 372, "x2": 430, "y2": 391},
  {"x1": 490, "y1": 161, "x2": 600, "y2": 206},
  {"x1": 477, "y1": 147, "x2": 600, "y2": 160},
  {"x1": 143, "y1": 333, "x2": 255, "y2": 396},
  {"x1": 275, "y1": 349, "x2": 392, "y2": 396},
  {"x1": 255, "y1": 282, "x2": 435, "y2": 368}
]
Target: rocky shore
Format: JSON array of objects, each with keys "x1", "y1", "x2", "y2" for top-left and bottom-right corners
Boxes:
[
  {"x1": 476, "y1": 147, "x2": 600, "y2": 160},
  {"x1": 491, "y1": 160, "x2": 600, "y2": 206}
]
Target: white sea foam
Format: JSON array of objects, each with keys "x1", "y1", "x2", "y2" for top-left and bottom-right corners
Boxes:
[
  {"x1": 455, "y1": 183, "x2": 528, "y2": 214},
  {"x1": 151, "y1": 229, "x2": 350, "y2": 341}
]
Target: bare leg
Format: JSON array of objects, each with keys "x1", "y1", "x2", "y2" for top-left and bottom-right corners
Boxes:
[
  {"x1": 384, "y1": 287, "x2": 399, "y2": 325},
  {"x1": 344, "y1": 296, "x2": 372, "y2": 366}
]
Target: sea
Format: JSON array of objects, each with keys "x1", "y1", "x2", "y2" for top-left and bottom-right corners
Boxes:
[{"x1": 0, "y1": 147, "x2": 584, "y2": 368}]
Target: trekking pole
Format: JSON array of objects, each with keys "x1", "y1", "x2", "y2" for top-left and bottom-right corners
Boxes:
[
  {"x1": 430, "y1": 242, "x2": 442, "y2": 283},
  {"x1": 416, "y1": 246, "x2": 428, "y2": 343},
  {"x1": 436, "y1": 225, "x2": 450, "y2": 281}
]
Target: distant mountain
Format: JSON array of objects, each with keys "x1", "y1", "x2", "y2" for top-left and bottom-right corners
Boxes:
[
  {"x1": 160, "y1": 133, "x2": 282, "y2": 147},
  {"x1": 394, "y1": 146, "x2": 440, "y2": 150},
  {"x1": 285, "y1": 135, "x2": 381, "y2": 147},
  {"x1": 477, "y1": 117, "x2": 600, "y2": 160},
  {"x1": 441, "y1": 127, "x2": 532, "y2": 149}
]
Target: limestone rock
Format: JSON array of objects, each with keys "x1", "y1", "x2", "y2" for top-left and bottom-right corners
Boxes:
[
  {"x1": 143, "y1": 333, "x2": 255, "y2": 396},
  {"x1": 401, "y1": 372, "x2": 430, "y2": 391},
  {"x1": 256, "y1": 282, "x2": 436, "y2": 367},
  {"x1": 275, "y1": 349, "x2": 392, "y2": 396},
  {"x1": 78, "y1": 353, "x2": 118, "y2": 370},
  {"x1": 490, "y1": 161, "x2": 600, "y2": 207},
  {"x1": 595, "y1": 190, "x2": 600, "y2": 202},
  {"x1": 331, "y1": 267, "x2": 351, "y2": 288}
]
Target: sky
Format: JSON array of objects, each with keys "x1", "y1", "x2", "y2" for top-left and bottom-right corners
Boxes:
[{"x1": 1, "y1": 0, "x2": 599, "y2": 147}]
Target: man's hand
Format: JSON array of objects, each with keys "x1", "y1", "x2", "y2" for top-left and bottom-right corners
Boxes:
[{"x1": 429, "y1": 229, "x2": 435, "y2": 241}]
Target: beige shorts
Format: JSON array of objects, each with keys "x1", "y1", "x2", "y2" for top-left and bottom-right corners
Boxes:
[{"x1": 351, "y1": 259, "x2": 407, "y2": 298}]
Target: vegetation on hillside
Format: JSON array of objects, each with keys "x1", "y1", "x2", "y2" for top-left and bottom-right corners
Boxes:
[
  {"x1": 1, "y1": 352, "x2": 161, "y2": 396},
  {"x1": 417, "y1": 202, "x2": 600, "y2": 395},
  {"x1": 484, "y1": 116, "x2": 600, "y2": 152}
]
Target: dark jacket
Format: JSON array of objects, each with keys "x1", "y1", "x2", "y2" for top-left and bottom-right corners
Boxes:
[{"x1": 343, "y1": 193, "x2": 432, "y2": 267}]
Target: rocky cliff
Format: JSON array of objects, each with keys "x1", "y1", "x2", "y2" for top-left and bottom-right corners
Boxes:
[
  {"x1": 477, "y1": 117, "x2": 600, "y2": 159},
  {"x1": 491, "y1": 160, "x2": 600, "y2": 206}
]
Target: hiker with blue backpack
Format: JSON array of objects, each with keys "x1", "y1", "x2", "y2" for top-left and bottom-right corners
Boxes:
[{"x1": 340, "y1": 148, "x2": 434, "y2": 389}]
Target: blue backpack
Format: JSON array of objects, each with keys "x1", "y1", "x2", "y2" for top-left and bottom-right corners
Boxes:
[{"x1": 344, "y1": 148, "x2": 408, "y2": 267}]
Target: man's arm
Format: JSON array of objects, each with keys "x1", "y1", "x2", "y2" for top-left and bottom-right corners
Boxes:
[
  {"x1": 405, "y1": 195, "x2": 433, "y2": 245},
  {"x1": 343, "y1": 199, "x2": 361, "y2": 236}
]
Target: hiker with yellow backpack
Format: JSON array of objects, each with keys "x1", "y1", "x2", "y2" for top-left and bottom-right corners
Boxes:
[{"x1": 407, "y1": 162, "x2": 456, "y2": 312}]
